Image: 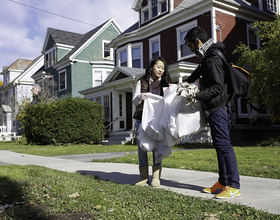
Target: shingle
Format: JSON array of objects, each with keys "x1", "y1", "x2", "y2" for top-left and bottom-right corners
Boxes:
[{"x1": 48, "y1": 28, "x2": 84, "y2": 46}]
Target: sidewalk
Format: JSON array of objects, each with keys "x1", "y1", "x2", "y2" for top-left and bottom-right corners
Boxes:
[{"x1": 0, "y1": 150, "x2": 279, "y2": 215}]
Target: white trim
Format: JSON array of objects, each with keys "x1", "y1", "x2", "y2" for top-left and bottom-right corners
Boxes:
[{"x1": 176, "y1": 20, "x2": 197, "y2": 61}]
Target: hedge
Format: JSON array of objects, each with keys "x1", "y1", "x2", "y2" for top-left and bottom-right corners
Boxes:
[{"x1": 23, "y1": 97, "x2": 104, "y2": 145}]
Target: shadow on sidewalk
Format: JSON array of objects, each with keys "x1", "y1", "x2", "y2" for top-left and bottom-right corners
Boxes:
[{"x1": 77, "y1": 170, "x2": 204, "y2": 192}]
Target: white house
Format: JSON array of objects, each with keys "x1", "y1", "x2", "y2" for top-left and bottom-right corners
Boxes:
[{"x1": 0, "y1": 55, "x2": 44, "y2": 139}]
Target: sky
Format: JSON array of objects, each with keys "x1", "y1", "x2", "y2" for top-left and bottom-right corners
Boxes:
[{"x1": 0, "y1": 0, "x2": 139, "y2": 79}]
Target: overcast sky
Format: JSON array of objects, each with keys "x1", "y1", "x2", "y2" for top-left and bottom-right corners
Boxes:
[{"x1": 0, "y1": 0, "x2": 138, "y2": 78}]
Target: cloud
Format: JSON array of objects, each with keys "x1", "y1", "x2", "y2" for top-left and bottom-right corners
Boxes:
[{"x1": 0, "y1": 0, "x2": 138, "y2": 75}]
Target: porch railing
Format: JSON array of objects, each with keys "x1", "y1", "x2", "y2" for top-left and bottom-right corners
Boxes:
[{"x1": 0, "y1": 126, "x2": 7, "y2": 133}]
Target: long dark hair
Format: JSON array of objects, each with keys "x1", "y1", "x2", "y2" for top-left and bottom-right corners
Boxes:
[{"x1": 144, "y1": 56, "x2": 171, "y2": 85}]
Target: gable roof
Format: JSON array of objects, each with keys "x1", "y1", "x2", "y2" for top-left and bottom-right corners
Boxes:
[
  {"x1": 42, "y1": 28, "x2": 84, "y2": 52},
  {"x1": 54, "y1": 18, "x2": 123, "y2": 69},
  {"x1": 5, "y1": 59, "x2": 33, "y2": 71},
  {"x1": 1, "y1": 55, "x2": 44, "y2": 89},
  {"x1": 104, "y1": 66, "x2": 145, "y2": 84}
]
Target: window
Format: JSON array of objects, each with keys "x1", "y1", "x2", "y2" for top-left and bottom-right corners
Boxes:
[
  {"x1": 247, "y1": 25, "x2": 260, "y2": 50},
  {"x1": 180, "y1": 30, "x2": 191, "y2": 57},
  {"x1": 117, "y1": 43, "x2": 143, "y2": 68},
  {"x1": 152, "y1": 0, "x2": 158, "y2": 17},
  {"x1": 45, "y1": 54, "x2": 49, "y2": 68},
  {"x1": 95, "y1": 71, "x2": 102, "y2": 86},
  {"x1": 176, "y1": 20, "x2": 197, "y2": 60},
  {"x1": 103, "y1": 40, "x2": 111, "y2": 59},
  {"x1": 103, "y1": 95, "x2": 110, "y2": 119},
  {"x1": 120, "y1": 50, "x2": 127, "y2": 66},
  {"x1": 141, "y1": 0, "x2": 168, "y2": 23},
  {"x1": 95, "y1": 96, "x2": 101, "y2": 104},
  {"x1": 161, "y1": 0, "x2": 167, "y2": 13},
  {"x1": 45, "y1": 49, "x2": 56, "y2": 68},
  {"x1": 119, "y1": 94, "x2": 123, "y2": 117},
  {"x1": 52, "y1": 50, "x2": 56, "y2": 64},
  {"x1": 267, "y1": 0, "x2": 277, "y2": 12},
  {"x1": 144, "y1": 10, "x2": 149, "y2": 22},
  {"x1": 59, "y1": 70, "x2": 66, "y2": 91},
  {"x1": 152, "y1": 41, "x2": 160, "y2": 58},
  {"x1": 149, "y1": 35, "x2": 161, "y2": 60},
  {"x1": 132, "y1": 47, "x2": 141, "y2": 68}
]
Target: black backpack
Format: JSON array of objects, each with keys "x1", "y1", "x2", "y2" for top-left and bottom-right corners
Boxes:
[{"x1": 215, "y1": 51, "x2": 251, "y2": 100}]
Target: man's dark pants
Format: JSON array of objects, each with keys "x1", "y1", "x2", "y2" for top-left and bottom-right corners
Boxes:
[{"x1": 208, "y1": 103, "x2": 240, "y2": 189}]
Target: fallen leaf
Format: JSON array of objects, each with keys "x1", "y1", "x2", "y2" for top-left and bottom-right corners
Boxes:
[{"x1": 69, "y1": 192, "x2": 80, "y2": 198}]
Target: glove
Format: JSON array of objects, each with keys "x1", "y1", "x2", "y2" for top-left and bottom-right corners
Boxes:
[{"x1": 138, "y1": 93, "x2": 148, "y2": 100}]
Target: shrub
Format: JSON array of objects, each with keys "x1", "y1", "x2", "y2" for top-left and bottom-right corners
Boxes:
[{"x1": 23, "y1": 97, "x2": 104, "y2": 145}]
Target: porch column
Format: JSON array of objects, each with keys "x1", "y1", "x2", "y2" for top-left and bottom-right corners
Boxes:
[
  {"x1": 130, "y1": 82, "x2": 136, "y2": 124},
  {"x1": 111, "y1": 90, "x2": 119, "y2": 131},
  {"x1": 127, "y1": 43, "x2": 132, "y2": 68}
]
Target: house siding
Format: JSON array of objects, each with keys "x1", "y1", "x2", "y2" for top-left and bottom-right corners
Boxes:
[
  {"x1": 57, "y1": 48, "x2": 71, "y2": 61},
  {"x1": 57, "y1": 65, "x2": 72, "y2": 99},
  {"x1": 75, "y1": 24, "x2": 119, "y2": 61},
  {"x1": 71, "y1": 62, "x2": 92, "y2": 97}
]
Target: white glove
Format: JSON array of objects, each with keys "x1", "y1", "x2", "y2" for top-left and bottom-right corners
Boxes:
[{"x1": 138, "y1": 93, "x2": 148, "y2": 100}]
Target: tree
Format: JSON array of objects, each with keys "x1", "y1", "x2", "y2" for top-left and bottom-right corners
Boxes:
[{"x1": 234, "y1": 16, "x2": 280, "y2": 122}]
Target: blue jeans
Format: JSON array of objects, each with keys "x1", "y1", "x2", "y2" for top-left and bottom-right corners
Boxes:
[
  {"x1": 208, "y1": 103, "x2": 240, "y2": 189},
  {"x1": 135, "y1": 120, "x2": 162, "y2": 166}
]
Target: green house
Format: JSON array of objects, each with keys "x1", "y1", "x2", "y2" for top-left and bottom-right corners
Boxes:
[{"x1": 32, "y1": 18, "x2": 122, "y2": 99}]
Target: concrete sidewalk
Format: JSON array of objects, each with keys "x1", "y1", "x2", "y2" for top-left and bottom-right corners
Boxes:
[{"x1": 0, "y1": 150, "x2": 279, "y2": 215}]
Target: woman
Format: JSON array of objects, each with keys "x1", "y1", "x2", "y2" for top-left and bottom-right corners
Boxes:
[{"x1": 132, "y1": 56, "x2": 171, "y2": 187}]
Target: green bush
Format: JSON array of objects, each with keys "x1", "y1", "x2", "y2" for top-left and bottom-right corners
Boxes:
[{"x1": 23, "y1": 97, "x2": 104, "y2": 145}]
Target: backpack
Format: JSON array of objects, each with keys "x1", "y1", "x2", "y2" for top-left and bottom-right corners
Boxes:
[{"x1": 216, "y1": 51, "x2": 251, "y2": 100}]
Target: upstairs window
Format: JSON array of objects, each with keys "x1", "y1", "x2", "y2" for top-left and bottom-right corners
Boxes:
[
  {"x1": 267, "y1": 0, "x2": 277, "y2": 12},
  {"x1": 141, "y1": 0, "x2": 168, "y2": 24},
  {"x1": 45, "y1": 49, "x2": 56, "y2": 69},
  {"x1": 149, "y1": 35, "x2": 161, "y2": 60},
  {"x1": 95, "y1": 71, "x2": 102, "y2": 86},
  {"x1": 161, "y1": 0, "x2": 167, "y2": 13},
  {"x1": 144, "y1": 10, "x2": 149, "y2": 22},
  {"x1": 176, "y1": 20, "x2": 197, "y2": 60},
  {"x1": 152, "y1": 0, "x2": 158, "y2": 17},
  {"x1": 152, "y1": 41, "x2": 160, "y2": 57},
  {"x1": 132, "y1": 47, "x2": 141, "y2": 68},
  {"x1": 103, "y1": 40, "x2": 112, "y2": 59},
  {"x1": 120, "y1": 50, "x2": 127, "y2": 66},
  {"x1": 117, "y1": 43, "x2": 143, "y2": 68}
]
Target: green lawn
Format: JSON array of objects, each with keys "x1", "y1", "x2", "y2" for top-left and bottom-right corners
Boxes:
[{"x1": 0, "y1": 141, "x2": 279, "y2": 219}]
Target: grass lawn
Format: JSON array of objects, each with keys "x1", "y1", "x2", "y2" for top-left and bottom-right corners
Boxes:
[{"x1": 0, "y1": 141, "x2": 279, "y2": 219}]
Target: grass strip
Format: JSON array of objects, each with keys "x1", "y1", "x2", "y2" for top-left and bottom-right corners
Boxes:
[{"x1": 0, "y1": 165, "x2": 279, "y2": 219}]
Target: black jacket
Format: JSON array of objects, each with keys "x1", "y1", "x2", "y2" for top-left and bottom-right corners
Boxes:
[{"x1": 187, "y1": 42, "x2": 229, "y2": 113}]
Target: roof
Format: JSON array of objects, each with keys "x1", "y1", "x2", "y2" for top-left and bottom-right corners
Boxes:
[
  {"x1": 47, "y1": 28, "x2": 84, "y2": 46},
  {"x1": 115, "y1": 66, "x2": 145, "y2": 77},
  {"x1": 6, "y1": 59, "x2": 33, "y2": 71},
  {"x1": 55, "y1": 20, "x2": 110, "y2": 65}
]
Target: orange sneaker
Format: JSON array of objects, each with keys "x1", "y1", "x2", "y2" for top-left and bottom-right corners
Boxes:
[
  {"x1": 215, "y1": 186, "x2": 241, "y2": 199},
  {"x1": 203, "y1": 181, "x2": 225, "y2": 194}
]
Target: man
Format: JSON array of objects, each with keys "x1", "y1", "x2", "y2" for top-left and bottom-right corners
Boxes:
[{"x1": 184, "y1": 26, "x2": 241, "y2": 199}]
